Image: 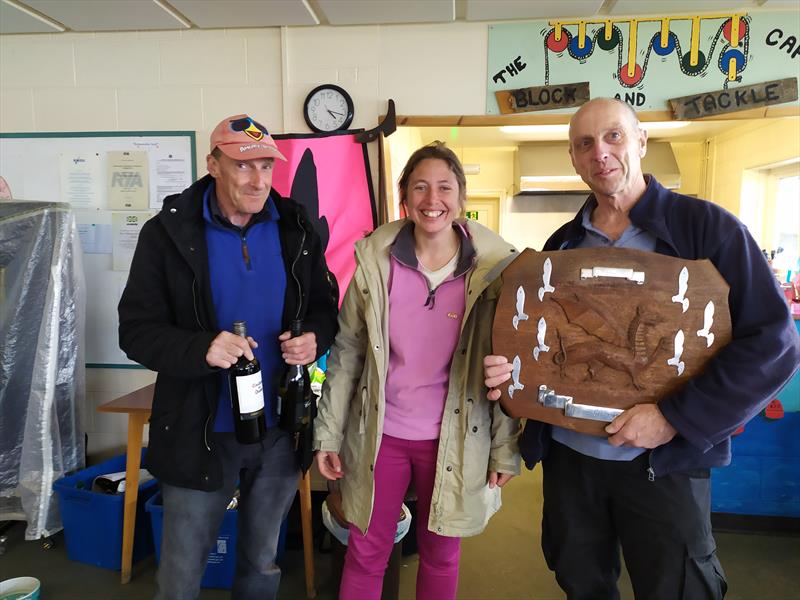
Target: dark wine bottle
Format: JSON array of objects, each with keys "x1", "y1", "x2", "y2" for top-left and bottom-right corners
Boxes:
[
  {"x1": 229, "y1": 321, "x2": 267, "y2": 444},
  {"x1": 278, "y1": 319, "x2": 312, "y2": 434}
]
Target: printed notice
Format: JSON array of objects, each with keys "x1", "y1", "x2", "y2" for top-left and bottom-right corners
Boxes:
[
  {"x1": 108, "y1": 150, "x2": 149, "y2": 210},
  {"x1": 59, "y1": 153, "x2": 102, "y2": 208},
  {"x1": 74, "y1": 208, "x2": 112, "y2": 254},
  {"x1": 152, "y1": 153, "x2": 191, "y2": 209},
  {"x1": 112, "y1": 211, "x2": 152, "y2": 271},
  {"x1": 77, "y1": 222, "x2": 113, "y2": 254}
]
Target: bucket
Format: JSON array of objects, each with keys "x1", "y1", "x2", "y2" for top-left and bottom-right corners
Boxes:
[{"x1": 0, "y1": 577, "x2": 41, "y2": 600}]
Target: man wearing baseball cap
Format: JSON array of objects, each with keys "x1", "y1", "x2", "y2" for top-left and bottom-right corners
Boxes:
[{"x1": 119, "y1": 114, "x2": 339, "y2": 600}]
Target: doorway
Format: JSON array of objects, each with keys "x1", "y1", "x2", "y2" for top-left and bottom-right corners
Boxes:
[{"x1": 465, "y1": 194, "x2": 501, "y2": 234}]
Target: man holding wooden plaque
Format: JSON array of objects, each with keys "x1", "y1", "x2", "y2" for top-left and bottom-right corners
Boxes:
[{"x1": 484, "y1": 98, "x2": 800, "y2": 600}]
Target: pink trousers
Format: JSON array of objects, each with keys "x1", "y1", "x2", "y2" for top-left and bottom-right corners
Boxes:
[{"x1": 339, "y1": 434, "x2": 461, "y2": 600}]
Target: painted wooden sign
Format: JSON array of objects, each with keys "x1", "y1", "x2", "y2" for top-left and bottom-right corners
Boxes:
[
  {"x1": 495, "y1": 82, "x2": 590, "y2": 114},
  {"x1": 669, "y1": 77, "x2": 798, "y2": 119},
  {"x1": 487, "y1": 11, "x2": 800, "y2": 113},
  {"x1": 492, "y1": 248, "x2": 732, "y2": 435}
]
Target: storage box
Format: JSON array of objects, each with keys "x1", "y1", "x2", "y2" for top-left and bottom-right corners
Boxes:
[
  {"x1": 146, "y1": 491, "x2": 288, "y2": 590},
  {"x1": 52, "y1": 451, "x2": 157, "y2": 570}
]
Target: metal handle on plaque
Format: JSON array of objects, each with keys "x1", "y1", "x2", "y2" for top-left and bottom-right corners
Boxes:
[
  {"x1": 580, "y1": 266, "x2": 645, "y2": 285},
  {"x1": 538, "y1": 385, "x2": 624, "y2": 423}
]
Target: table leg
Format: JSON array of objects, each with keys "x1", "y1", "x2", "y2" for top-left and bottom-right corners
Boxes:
[
  {"x1": 299, "y1": 470, "x2": 316, "y2": 599},
  {"x1": 120, "y1": 412, "x2": 147, "y2": 584}
]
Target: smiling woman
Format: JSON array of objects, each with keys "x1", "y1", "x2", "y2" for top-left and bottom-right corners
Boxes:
[
  {"x1": 313, "y1": 141, "x2": 521, "y2": 600},
  {"x1": 398, "y1": 145, "x2": 467, "y2": 268}
]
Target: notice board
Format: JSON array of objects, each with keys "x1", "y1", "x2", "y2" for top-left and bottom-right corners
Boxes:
[{"x1": 0, "y1": 131, "x2": 196, "y2": 367}]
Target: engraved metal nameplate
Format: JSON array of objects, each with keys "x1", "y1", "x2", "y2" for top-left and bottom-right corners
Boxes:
[
  {"x1": 580, "y1": 266, "x2": 645, "y2": 284},
  {"x1": 563, "y1": 401, "x2": 624, "y2": 422}
]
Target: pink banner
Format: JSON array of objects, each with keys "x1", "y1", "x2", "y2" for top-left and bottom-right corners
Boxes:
[{"x1": 272, "y1": 133, "x2": 376, "y2": 303}]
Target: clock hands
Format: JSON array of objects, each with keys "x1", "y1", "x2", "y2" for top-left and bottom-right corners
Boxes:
[{"x1": 327, "y1": 108, "x2": 344, "y2": 119}]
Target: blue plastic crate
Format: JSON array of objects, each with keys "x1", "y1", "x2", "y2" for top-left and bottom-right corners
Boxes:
[
  {"x1": 52, "y1": 450, "x2": 157, "y2": 570},
  {"x1": 146, "y1": 490, "x2": 288, "y2": 589}
]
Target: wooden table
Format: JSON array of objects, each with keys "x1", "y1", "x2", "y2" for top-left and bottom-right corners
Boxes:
[{"x1": 97, "y1": 384, "x2": 317, "y2": 597}]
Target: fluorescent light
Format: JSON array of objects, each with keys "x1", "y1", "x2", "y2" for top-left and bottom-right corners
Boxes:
[
  {"x1": 153, "y1": 0, "x2": 192, "y2": 29},
  {"x1": 521, "y1": 175, "x2": 583, "y2": 183},
  {"x1": 500, "y1": 125, "x2": 569, "y2": 134},
  {"x1": 2, "y1": 0, "x2": 66, "y2": 32},
  {"x1": 641, "y1": 121, "x2": 690, "y2": 131}
]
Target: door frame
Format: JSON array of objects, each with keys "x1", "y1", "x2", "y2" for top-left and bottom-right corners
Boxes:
[{"x1": 465, "y1": 189, "x2": 507, "y2": 236}]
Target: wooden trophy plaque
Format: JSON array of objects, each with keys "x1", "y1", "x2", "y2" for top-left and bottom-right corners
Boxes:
[{"x1": 492, "y1": 247, "x2": 732, "y2": 435}]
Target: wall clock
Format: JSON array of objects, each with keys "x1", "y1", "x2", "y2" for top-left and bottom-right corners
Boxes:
[{"x1": 303, "y1": 84, "x2": 354, "y2": 132}]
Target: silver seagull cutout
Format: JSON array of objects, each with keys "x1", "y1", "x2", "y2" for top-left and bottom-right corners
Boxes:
[
  {"x1": 507, "y1": 355, "x2": 525, "y2": 398},
  {"x1": 538, "y1": 258, "x2": 555, "y2": 302},
  {"x1": 667, "y1": 329, "x2": 685, "y2": 376},
  {"x1": 696, "y1": 300, "x2": 715, "y2": 347},
  {"x1": 512, "y1": 285, "x2": 529, "y2": 330},
  {"x1": 533, "y1": 317, "x2": 550, "y2": 361},
  {"x1": 671, "y1": 267, "x2": 689, "y2": 313}
]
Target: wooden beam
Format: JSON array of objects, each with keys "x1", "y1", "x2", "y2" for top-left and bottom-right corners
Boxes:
[
  {"x1": 389, "y1": 106, "x2": 800, "y2": 127},
  {"x1": 669, "y1": 78, "x2": 798, "y2": 119}
]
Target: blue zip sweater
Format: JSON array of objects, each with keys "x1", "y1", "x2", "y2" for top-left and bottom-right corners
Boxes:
[
  {"x1": 203, "y1": 183, "x2": 286, "y2": 430},
  {"x1": 519, "y1": 176, "x2": 800, "y2": 476}
]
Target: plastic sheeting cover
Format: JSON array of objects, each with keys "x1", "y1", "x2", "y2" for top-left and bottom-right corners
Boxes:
[{"x1": 0, "y1": 201, "x2": 86, "y2": 540}]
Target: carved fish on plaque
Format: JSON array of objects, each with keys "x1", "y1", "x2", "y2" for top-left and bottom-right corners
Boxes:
[{"x1": 492, "y1": 247, "x2": 732, "y2": 435}]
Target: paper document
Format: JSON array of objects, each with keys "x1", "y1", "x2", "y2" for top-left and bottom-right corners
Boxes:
[
  {"x1": 60, "y1": 153, "x2": 102, "y2": 208},
  {"x1": 112, "y1": 211, "x2": 152, "y2": 270},
  {"x1": 152, "y1": 153, "x2": 191, "y2": 209},
  {"x1": 108, "y1": 150, "x2": 149, "y2": 210}
]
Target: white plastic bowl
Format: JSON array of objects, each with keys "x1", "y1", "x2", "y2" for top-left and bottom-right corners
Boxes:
[{"x1": 0, "y1": 577, "x2": 41, "y2": 600}]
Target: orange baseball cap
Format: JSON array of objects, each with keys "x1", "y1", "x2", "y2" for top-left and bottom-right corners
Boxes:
[{"x1": 209, "y1": 114, "x2": 286, "y2": 161}]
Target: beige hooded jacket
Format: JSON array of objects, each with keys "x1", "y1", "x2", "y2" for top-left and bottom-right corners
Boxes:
[{"x1": 314, "y1": 218, "x2": 521, "y2": 537}]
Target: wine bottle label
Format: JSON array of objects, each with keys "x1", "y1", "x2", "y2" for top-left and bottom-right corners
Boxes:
[{"x1": 236, "y1": 372, "x2": 265, "y2": 414}]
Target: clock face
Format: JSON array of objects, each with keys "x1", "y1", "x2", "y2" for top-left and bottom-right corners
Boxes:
[{"x1": 304, "y1": 84, "x2": 354, "y2": 132}]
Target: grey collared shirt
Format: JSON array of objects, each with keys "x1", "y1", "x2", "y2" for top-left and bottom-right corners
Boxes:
[{"x1": 551, "y1": 201, "x2": 657, "y2": 461}]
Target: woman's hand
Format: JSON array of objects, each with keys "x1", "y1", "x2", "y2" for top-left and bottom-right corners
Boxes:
[
  {"x1": 316, "y1": 450, "x2": 344, "y2": 480},
  {"x1": 483, "y1": 355, "x2": 513, "y2": 401},
  {"x1": 488, "y1": 471, "x2": 514, "y2": 489}
]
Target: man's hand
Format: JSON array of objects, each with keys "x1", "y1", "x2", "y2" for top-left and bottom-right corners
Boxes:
[
  {"x1": 316, "y1": 451, "x2": 344, "y2": 480},
  {"x1": 206, "y1": 331, "x2": 258, "y2": 369},
  {"x1": 488, "y1": 471, "x2": 514, "y2": 489},
  {"x1": 484, "y1": 355, "x2": 513, "y2": 401},
  {"x1": 605, "y1": 403, "x2": 677, "y2": 449},
  {"x1": 279, "y1": 331, "x2": 317, "y2": 365}
]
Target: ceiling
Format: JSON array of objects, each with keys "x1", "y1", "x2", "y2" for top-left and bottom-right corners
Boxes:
[{"x1": 0, "y1": 0, "x2": 796, "y2": 35}]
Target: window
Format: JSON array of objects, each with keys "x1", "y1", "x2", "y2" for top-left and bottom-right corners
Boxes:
[{"x1": 772, "y1": 171, "x2": 799, "y2": 274}]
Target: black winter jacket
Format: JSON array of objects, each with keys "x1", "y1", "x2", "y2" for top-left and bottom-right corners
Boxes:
[{"x1": 118, "y1": 175, "x2": 339, "y2": 490}]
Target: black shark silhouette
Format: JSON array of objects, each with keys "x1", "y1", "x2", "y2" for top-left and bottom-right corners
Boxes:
[{"x1": 290, "y1": 148, "x2": 329, "y2": 251}]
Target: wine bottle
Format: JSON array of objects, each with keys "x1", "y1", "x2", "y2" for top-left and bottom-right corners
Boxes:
[
  {"x1": 278, "y1": 319, "x2": 313, "y2": 434},
  {"x1": 229, "y1": 320, "x2": 267, "y2": 444}
]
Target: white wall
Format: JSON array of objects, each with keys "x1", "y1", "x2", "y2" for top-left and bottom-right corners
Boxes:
[
  {"x1": 0, "y1": 23, "x2": 490, "y2": 457},
  {"x1": 707, "y1": 118, "x2": 800, "y2": 228}
]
